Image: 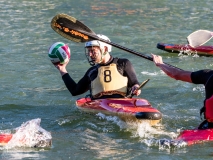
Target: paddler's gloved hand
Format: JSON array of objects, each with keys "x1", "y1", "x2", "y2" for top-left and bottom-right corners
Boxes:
[
  {"x1": 131, "y1": 84, "x2": 141, "y2": 96},
  {"x1": 54, "y1": 59, "x2": 70, "y2": 76}
]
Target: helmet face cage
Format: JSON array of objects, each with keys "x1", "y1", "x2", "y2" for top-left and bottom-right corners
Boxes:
[{"x1": 85, "y1": 47, "x2": 96, "y2": 66}]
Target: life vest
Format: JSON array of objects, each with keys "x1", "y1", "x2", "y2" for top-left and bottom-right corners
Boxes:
[
  {"x1": 201, "y1": 73, "x2": 213, "y2": 122},
  {"x1": 91, "y1": 63, "x2": 128, "y2": 98},
  {"x1": 205, "y1": 95, "x2": 213, "y2": 122}
]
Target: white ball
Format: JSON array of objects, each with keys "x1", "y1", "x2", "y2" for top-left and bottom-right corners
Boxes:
[{"x1": 48, "y1": 42, "x2": 71, "y2": 64}]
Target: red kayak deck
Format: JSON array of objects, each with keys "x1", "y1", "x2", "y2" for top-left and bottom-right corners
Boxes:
[
  {"x1": 176, "y1": 129, "x2": 213, "y2": 145},
  {"x1": 76, "y1": 98, "x2": 162, "y2": 125},
  {"x1": 0, "y1": 134, "x2": 13, "y2": 145},
  {"x1": 157, "y1": 43, "x2": 213, "y2": 56}
]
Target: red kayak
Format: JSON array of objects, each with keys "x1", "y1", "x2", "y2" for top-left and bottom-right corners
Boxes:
[
  {"x1": 176, "y1": 128, "x2": 213, "y2": 146},
  {"x1": 0, "y1": 134, "x2": 13, "y2": 145},
  {"x1": 76, "y1": 97, "x2": 162, "y2": 125},
  {"x1": 157, "y1": 43, "x2": 213, "y2": 56}
]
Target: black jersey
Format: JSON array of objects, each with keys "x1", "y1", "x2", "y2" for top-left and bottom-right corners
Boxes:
[
  {"x1": 62, "y1": 56, "x2": 139, "y2": 98},
  {"x1": 191, "y1": 69, "x2": 213, "y2": 99}
]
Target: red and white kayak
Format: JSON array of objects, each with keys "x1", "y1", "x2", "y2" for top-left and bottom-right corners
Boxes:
[
  {"x1": 176, "y1": 128, "x2": 213, "y2": 146},
  {"x1": 76, "y1": 97, "x2": 162, "y2": 125},
  {"x1": 157, "y1": 43, "x2": 213, "y2": 56}
]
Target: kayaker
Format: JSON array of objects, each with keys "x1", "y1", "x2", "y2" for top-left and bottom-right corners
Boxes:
[
  {"x1": 54, "y1": 34, "x2": 141, "y2": 99},
  {"x1": 152, "y1": 54, "x2": 213, "y2": 129}
]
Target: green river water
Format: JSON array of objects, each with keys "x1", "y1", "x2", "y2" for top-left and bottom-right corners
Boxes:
[{"x1": 0, "y1": 0, "x2": 213, "y2": 159}]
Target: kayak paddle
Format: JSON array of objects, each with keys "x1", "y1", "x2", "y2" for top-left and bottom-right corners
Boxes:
[
  {"x1": 187, "y1": 30, "x2": 213, "y2": 48},
  {"x1": 50, "y1": 13, "x2": 181, "y2": 69},
  {"x1": 51, "y1": 14, "x2": 153, "y2": 60},
  {"x1": 126, "y1": 79, "x2": 150, "y2": 98}
]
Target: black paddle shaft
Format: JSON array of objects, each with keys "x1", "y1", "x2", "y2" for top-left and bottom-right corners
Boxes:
[
  {"x1": 91, "y1": 35, "x2": 153, "y2": 61},
  {"x1": 83, "y1": 29, "x2": 182, "y2": 70},
  {"x1": 51, "y1": 14, "x2": 181, "y2": 70}
]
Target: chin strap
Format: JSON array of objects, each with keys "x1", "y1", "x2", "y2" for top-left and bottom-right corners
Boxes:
[{"x1": 98, "y1": 49, "x2": 108, "y2": 64}]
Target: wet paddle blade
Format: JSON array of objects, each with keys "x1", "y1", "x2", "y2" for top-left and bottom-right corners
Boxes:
[
  {"x1": 51, "y1": 13, "x2": 96, "y2": 42},
  {"x1": 187, "y1": 30, "x2": 213, "y2": 48}
]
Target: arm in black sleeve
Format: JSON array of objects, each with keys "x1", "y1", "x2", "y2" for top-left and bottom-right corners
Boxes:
[
  {"x1": 124, "y1": 60, "x2": 139, "y2": 87},
  {"x1": 117, "y1": 58, "x2": 139, "y2": 87},
  {"x1": 62, "y1": 73, "x2": 90, "y2": 96},
  {"x1": 191, "y1": 69, "x2": 213, "y2": 84}
]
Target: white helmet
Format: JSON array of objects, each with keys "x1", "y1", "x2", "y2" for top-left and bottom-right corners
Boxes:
[{"x1": 85, "y1": 34, "x2": 112, "y2": 52}]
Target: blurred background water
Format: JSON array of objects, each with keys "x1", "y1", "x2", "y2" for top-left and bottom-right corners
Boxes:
[{"x1": 0, "y1": 0, "x2": 213, "y2": 159}]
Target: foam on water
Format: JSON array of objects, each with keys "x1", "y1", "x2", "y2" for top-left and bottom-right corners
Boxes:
[
  {"x1": 141, "y1": 71, "x2": 160, "y2": 76},
  {"x1": 2, "y1": 118, "x2": 52, "y2": 149},
  {"x1": 96, "y1": 113, "x2": 188, "y2": 150}
]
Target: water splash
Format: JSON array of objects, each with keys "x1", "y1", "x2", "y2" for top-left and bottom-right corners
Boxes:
[
  {"x1": 3, "y1": 118, "x2": 52, "y2": 149},
  {"x1": 96, "y1": 114, "x2": 187, "y2": 150},
  {"x1": 133, "y1": 122, "x2": 188, "y2": 149},
  {"x1": 176, "y1": 44, "x2": 199, "y2": 57},
  {"x1": 96, "y1": 113, "x2": 127, "y2": 129},
  {"x1": 135, "y1": 122, "x2": 189, "y2": 150},
  {"x1": 144, "y1": 138, "x2": 187, "y2": 150}
]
